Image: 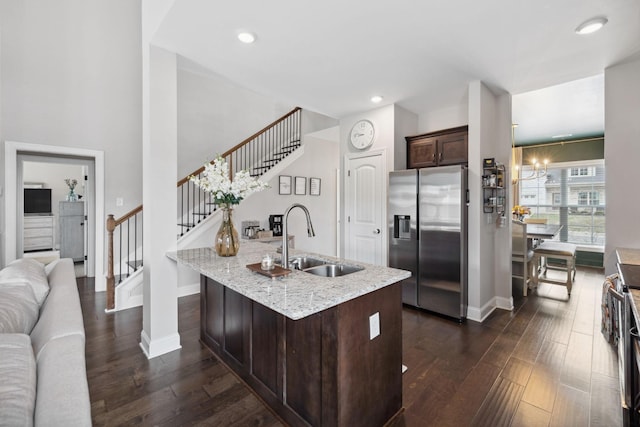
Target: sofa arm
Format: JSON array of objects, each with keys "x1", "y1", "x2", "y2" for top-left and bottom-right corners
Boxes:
[{"x1": 35, "y1": 334, "x2": 92, "y2": 426}]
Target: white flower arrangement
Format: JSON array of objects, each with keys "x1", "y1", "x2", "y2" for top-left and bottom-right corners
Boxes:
[
  {"x1": 190, "y1": 156, "x2": 269, "y2": 207},
  {"x1": 65, "y1": 178, "x2": 78, "y2": 190}
]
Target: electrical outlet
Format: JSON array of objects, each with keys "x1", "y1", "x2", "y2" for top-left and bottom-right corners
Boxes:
[
  {"x1": 369, "y1": 312, "x2": 380, "y2": 340},
  {"x1": 116, "y1": 197, "x2": 124, "y2": 207}
]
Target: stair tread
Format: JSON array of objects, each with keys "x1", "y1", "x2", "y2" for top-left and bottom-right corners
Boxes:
[{"x1": 127, "y1": 260, "x2": 143, "y2": 269}]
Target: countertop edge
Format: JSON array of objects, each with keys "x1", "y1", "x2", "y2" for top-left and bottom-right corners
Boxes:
[{"x1": 168, "y1": 243, "x2": 411, "y2": 320}]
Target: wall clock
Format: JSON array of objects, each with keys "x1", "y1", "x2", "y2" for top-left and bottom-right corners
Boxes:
[{"x1": 349, "y1": 119, "x2": 375, "y2": 150}]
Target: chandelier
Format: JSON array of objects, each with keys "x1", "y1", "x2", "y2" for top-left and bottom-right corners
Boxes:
[
  {"x1": 514, "y1": 158, "x2": 549, "y2": 183},
  {"x1": 511, "y1": 123, "x2": 549, "y2": 184}
]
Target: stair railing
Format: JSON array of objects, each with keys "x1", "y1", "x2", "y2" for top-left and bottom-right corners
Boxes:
[
  {"x1": 106, "y1": 206, "x2": 143, "y2": 310},
  {"x1": 105, "y1": 107, "x2": 302, "y2": 310}
]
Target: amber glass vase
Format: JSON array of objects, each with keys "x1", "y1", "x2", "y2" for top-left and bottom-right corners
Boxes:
[{"x1": 215, "y1": 208, "x2": 240, "y2": 257}]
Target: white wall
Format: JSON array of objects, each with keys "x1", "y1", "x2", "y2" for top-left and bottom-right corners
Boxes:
[
  {"x1": 393, "y1": 105, "x2": 418, "y2": 170},
  {"x1": 339, "y1": 104, "x2": 397, "y2": 260},
  {"x1": 467, "y1": 81, "x2": 512, "y2": 321},
  {"x1": 604, "y1": 55, "x2": 640, "y2": 273},
  {"x1": 177, "y1": 57, "x2": 292, "y2": 178},
  {"x1": 417, "y1": 100, "x2": 469, "y2": 134},
  {"x1": 0, "y1": 0, "x2": 142, "y2": 264},
  {"x1": 234, "y1": 130, "x2": 340, "y2": 256}
]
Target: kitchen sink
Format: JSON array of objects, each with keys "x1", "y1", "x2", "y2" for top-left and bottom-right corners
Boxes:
[
  {"x1": 287, "y1": 256, "x2": 327, "y2": 270},
  {"x1": 303, "y1": 263, "x2": 364, "y2": 277},
  {"x1": 277, "y1": 256, "x2": 364, "y2": 277}
]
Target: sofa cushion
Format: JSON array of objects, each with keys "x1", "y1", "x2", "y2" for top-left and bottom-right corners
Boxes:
[
  {"x1": 30, "y1": 259, "x2": 85, "y2": 360},
  {"x1": 0, "y1": 284, "x2": 39, "y2": 334},
  {"x1": 34, "y1": 334, "x2": 92, "y2": 427},
  {"x1": 0, "y1": 334, "x2": 36, "y2": 427},
  {"x1": 0, "y1": 258, "x2": 49, "y2": 306}
]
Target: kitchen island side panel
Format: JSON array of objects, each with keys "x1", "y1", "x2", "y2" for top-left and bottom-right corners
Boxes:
[
  {"x1": 199, "y1": 275, "x2": 403, "y2": 427},
  {"x1": 335, "y1": 281, "x2": 403, "y2": 427}
]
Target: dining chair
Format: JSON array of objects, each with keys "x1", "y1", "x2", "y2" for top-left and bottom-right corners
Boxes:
[{"x1": 512, "y1": 220, "x2": 534, "y2": 296}]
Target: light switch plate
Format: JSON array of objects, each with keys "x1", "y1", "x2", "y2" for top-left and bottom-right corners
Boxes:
[
  {"x1": 116, "y1": 197, "x2": 124, "y2": 207},
  {"x1": 369, "y1": 312, "x2": 380, "y2": 340}
]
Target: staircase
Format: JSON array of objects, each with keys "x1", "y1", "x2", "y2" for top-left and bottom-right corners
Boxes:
[{"x1": 105, "y1": 107, "x2": 302, "y2": 311}]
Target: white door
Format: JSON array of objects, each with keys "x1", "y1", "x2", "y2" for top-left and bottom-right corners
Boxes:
[{"x1": 346, "y1": 153, "x2": 385, "y2": 265}]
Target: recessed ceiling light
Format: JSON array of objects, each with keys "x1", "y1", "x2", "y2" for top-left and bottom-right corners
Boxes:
[
  {"x1": 575, "y1": 17, "x2": 608, "y2": 35},
  {"x1": 237, "y1": 32, "x2": 256, "y2": 44},
  {"x1": 371, "y1": 95, "x2": 383, "y2": 103}
]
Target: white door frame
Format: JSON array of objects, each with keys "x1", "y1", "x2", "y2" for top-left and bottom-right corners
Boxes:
[
  {"x1": 344, "y1": 148, "x2": 387, "y2": 265},
  {"x1": 4, "y1": 141, "x2": 106, "y2": 292}
]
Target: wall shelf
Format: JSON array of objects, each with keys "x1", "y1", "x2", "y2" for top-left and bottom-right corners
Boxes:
[{"x1": 482, "y1": 163, "x2": 506, "y2": 214}]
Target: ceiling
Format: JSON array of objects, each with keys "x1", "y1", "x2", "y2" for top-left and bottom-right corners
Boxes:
[{"x1": 151, "y1": 0, "x2": 640, "y2": 144}]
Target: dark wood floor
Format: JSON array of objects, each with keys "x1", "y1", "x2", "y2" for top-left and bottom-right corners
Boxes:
[{"x1": 79, "y1": 266, "x2": 622, "y2": 426}]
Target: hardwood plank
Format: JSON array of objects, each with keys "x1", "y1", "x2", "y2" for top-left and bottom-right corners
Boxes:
[
  {"x1": 500, "y1": 356, "x2": 534, "y2": 387},
  {"x1": 471, "y1": 377, "x2": 524, "y2": 426},
  {"x1": 560, "y1": 331, "x2": 593, "y2": 392},
  {"x1": 511, "y1": 401, "x2": 551, "y2": 427},
  {"x1": 522, "y1": 368, "x2": 560, "y2": 412},
  {"x1": 481, "y1": 330, "x2": 521, "y2": 369},
  {"x1": 430, "y1": 361, "x2": 503, "y2": 427},
  {"x1": 549, "y1": 383, "x2": 590, "y2": 427},
  {"x1": 590, "y1": 372, "x2": 623, "y2": 427}
]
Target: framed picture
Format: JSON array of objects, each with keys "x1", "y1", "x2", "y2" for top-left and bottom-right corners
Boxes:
[
  {"x1": 294, "y1": 176, "x2": 306, "y2": 195},
  {"x1": 309, "y1": 177, "x2": 321, "y2": 196},
  {"x1": 279, "y1": 175, "x2": 292, "y2": 195}
]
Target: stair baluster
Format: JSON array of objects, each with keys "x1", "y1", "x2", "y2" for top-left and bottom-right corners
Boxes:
[{"x1": 105, "y1": 107, "x2": 302, "y2": 310}]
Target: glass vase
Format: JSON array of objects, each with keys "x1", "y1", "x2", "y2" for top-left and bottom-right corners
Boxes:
[
  {"x1": 67, "y1": 189, "x2": 78, "y2": 202},
  {"x1": 215, "y1": 208, "x2": 239, "y2": 257}
]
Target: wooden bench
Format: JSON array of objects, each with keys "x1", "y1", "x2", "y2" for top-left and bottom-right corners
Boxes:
[{"x1": 532, "y1": 241, "x2": 577, "y2": 295}]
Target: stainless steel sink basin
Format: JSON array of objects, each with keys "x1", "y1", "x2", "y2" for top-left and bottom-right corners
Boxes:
[
  {"x1": 303, "y1": 263, "x2": 364, "y2": 277},
  {"x1": 288, "y1": 256, "x2": 327, "y2": 270},
  {"x1": 276, "y1": 256, "x2": 363, "y2": 277}
]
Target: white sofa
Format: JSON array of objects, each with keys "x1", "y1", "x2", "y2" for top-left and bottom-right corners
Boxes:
[{"x1": 0, "y1": 258, "x2": 92, "y2": 427}]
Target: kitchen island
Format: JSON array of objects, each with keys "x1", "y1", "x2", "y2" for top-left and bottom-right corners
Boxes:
[{"x1": 169, "y1": 242, "x2": 411, "y2": 427}]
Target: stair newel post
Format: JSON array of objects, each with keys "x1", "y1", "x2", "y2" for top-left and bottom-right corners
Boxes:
[{"x1": 106, "y1": 214, "x2": 116, "y2": 310}]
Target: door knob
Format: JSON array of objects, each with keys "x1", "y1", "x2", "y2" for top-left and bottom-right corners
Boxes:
[{"x1": 373, "y1": 228, "x2": 381, "y2": 234}]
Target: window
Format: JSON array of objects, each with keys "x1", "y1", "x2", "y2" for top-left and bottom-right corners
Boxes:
[
  {"x1": 518, "y1": 159, "x2": 605, "y2": 246},
  {"x1": 570, "y1": 167, "x2": 593, "y2": 177},
  {"x1": 578, "y1": 191, "x2": 599, "y2": 206},
  {"x1": 578, "y1": 192, "x2": 588, "y2": 205}
]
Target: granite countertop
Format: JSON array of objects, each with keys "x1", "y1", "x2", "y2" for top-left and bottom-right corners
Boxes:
[
  {"x1": 167, "y1": 241, "x2": 411, "y2": 320},
  {"x1": 617, "y1": 248, "x2": 640, "y2": 332},
  {"x1": 617, "y1": 248, "x2": 640, "y2": 266},
  {"x1": 168, "y1": 241, "x2": 411, "y2": 320}
]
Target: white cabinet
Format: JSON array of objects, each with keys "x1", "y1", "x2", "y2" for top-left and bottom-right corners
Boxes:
[
  {"x1": 59, "y1": 201, "x2": 84, "y2": 262},
  {"x1": 24, "y1": 215, "x2": 55, "y2": 251}
]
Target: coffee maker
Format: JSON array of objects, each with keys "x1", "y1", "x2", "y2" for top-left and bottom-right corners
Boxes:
[{"x1": 269, "y1": 214, "x2": 283, "y2": 236}]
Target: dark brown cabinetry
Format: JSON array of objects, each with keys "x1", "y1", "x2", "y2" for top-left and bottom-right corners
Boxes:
[
  {"x1": 200, "y1": 275, "x2": 403, "y2": 427},
  {"x1": 406, "y1": 125, "x2": 468, "y2": 169}
]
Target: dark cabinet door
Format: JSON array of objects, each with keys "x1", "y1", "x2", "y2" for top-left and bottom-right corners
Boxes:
[
  {"x1": 438, "y1": 131, "x2": 468, "y2": 165},
  {"x1": 407, "y1": 136, "x2": 437, "y2": 168},
  {"x1": 405, "y1": 126, "x2": 468, "y2": 169}
]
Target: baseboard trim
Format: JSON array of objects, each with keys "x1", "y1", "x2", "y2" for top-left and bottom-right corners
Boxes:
[
  {"x1": 178, "y1": 282, "x2": 200, "y2": 298},
  {"x1": 468, "y1": 295, "x2": 515, "y2": 322},
  {"x1": 139, "y1": 330, "x2": 181, "y2": 359}
]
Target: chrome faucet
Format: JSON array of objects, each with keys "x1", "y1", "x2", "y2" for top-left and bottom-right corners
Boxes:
[{"x1": 281, "y1": 203, "x2": 315, "y2": 269}]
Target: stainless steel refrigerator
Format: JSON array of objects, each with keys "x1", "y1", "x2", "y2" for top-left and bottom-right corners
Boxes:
[{"x1": 388, "y1": 165, "x2": 468, "y2": 321}]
